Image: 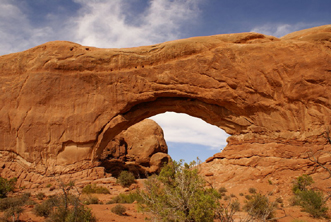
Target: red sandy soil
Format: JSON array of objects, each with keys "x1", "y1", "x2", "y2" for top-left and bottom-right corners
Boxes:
[{"x1": 1, "y1": 178, "x2": 330, "y2": 222}]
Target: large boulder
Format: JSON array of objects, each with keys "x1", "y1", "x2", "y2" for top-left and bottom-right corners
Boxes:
[{"x1": 100, "y1": 119, "x2": 170, "y2": 176}]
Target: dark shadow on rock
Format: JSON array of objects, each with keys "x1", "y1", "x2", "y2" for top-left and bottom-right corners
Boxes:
[{"x1": 100, "y1": 159, "x2": 149, "y2": 178}]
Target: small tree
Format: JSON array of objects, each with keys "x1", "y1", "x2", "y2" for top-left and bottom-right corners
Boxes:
[{"x1": 138, "y1": 160, "x2": 219, "y2": 222}]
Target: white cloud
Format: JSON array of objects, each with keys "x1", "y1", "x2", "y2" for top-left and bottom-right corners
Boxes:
[
  {"x1": 150, "y1": 112, "x2": 229, "y2": 151},
  {"x1": 0, "y1": 0, "x2": 201, "y2": 55},
  {"x1": 0, "y1": 1, "x2": 56, "y2": 55},
  {"x1": 250, "y1": 23, "x2": 320, "y2": 38},
  {"x1": 70, "y1": 0, "x2": 201, "y2": 48}
]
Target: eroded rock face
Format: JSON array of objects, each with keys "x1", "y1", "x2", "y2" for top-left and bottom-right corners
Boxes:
[
  {"x1": 100, "y1": 119, "x2": 170, "y2": 176},
  {"x1": 0, "y1": 25, "x2": 331, "y2": 177}
]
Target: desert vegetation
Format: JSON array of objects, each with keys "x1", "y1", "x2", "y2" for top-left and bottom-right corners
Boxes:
[
  {"x1": 0, "y1": 157, "x2": 330, "y2": 221},
  {"x1": 291, "y1": 174, "x2": 329, "y2": 218},
  {"x1": 116, "y1": 171, "x2": 136, "y2": 188},
  {"x1": 137, "y1": 160, "x2": 284, "y2": 222}
]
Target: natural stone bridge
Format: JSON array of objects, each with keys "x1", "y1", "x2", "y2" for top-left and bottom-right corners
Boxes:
[{"x1": 0, "y1": 25, "x2": 331, "y2": 173}]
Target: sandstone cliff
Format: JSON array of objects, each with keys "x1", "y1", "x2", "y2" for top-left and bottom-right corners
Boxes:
[
  {"x1": 0, "y1": 119, "x2": 169, "y2": 188},
  {"x1": 0, "y1": 25, "x2": 331, "y2": 183}
]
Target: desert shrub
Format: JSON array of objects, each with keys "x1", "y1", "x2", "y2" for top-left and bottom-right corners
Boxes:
[
  {"x1": 43, "y1": 194, "x2": 96, "y2": 222},
  {"x1": 82, "y1": 184, "x2": 109, "y2": 194},
  {"x1": 218, "y1": 187, "x2": 227, "y2": 194},
  {"x1": 82, "y1": 195, "x2": 100, "y2": 205},
  {"x1": 33, "y1": 198, "x2": 56, "y2": 217},
  {"x1": 0, "y1": 194, "x2": 30, "y2": 221},
  {"x1": 248, "y1": 187, "x2": 257, "y2": 194},
  {"x1": 36, "y1": 192, "x2": 45, "y2": 200},
  {"x1": 49, "y1": 202, "x2": 96, "y2": 222},
  {"x1": 245, "y1": 194, "x2": 251, "y2": 200},
  {"x1": 138, "y1": 160, "x2": 219, "y2": 222},
  {"x1": 111, "y1": 191, "x2": 141, "y2": 204},
  {"x1": 215, "y1": 195, "x2": 240, "y2": 221},
  {"x1": 291, "y1": 174, "x2": 328, "y2": 218},
  {"x1": 34, "y1": 180, "x2": 96, "y2": 222},
  {"x1": 117, "y1": 171, "x2": 136, "y2": 187},
  {"x1": 292, "y1": 174, "x2": 314, "y2": 194},
  {"x1": 111, "y1": 204, "x2": 126, "y2": 216},
  {"x1": 243, "y1": 193, "x2": 275, "y2": 221},
  {"x1": 295, "y1": 189, "x2": 328, "y2": 218},
  {"x1": 0, "y1": 177, "x2": 16, "y2": 198},
  {"x1": 239, "y1": 193, "x2": 244, "y2": 196}
]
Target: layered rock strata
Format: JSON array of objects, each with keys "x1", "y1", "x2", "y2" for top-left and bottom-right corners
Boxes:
[{"x1": 0, "y1": 25, "x2": 331, "y2": 184}]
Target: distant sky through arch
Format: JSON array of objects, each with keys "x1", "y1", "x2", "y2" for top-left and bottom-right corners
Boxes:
[{"x1": 150, "y1": 112, "x2": 229, "y2": 163}]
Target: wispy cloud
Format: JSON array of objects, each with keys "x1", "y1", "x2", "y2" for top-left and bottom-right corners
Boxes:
[
  {"x1": 150, "y1": 112, "x2": 229, "y2": 151},
  {"x1": 250, "y1": 23, "x2": 321, "y2": 37},
  {"x1": 70, "y1": 0, "x2": 201, "y2": 48},
  {"x1": 0, "y1": 0, "x2": 201, "y2": 55}
]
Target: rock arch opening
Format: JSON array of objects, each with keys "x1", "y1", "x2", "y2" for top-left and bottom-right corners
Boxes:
[
  {"x1": 150, "y1": 112, "x2": 229, "y2": 163},
  {"x1": 92, "y1": 96, "x2": 242, "y2": 161}
]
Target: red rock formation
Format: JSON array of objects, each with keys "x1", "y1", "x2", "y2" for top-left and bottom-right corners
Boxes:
[
  {"x1": 100, "y1": 119, "x2": 170, "y2": 176},
  {"x1": 0, "y1": 25, "x2": 331, "y2": 185}
]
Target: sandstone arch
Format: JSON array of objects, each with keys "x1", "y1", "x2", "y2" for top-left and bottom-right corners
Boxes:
[{"x1": 0, "y1": 25, "x2": 331, "y2": 171}]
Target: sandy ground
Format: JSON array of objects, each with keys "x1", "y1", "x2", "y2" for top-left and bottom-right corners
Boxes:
[{"x1": 0, "y1": 177, "x2": 330, "y2": 222}]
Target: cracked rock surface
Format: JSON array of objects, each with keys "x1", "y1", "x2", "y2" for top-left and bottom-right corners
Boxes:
[{"x1": 0, "y1": 25, "x2": 331, "y2": 184}]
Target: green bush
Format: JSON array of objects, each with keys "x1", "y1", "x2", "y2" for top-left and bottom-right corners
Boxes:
[
  {"x1": 138, "y1": 160, "x2": 219, "y2": 222},
  {"x1": 291, "y1": 174, "x2": 328, "y2": 218},
  {"x1": 110, "y1": 192, "x2": 141, "y2": 204},
  {"x1": 295, "y1": 189, "x2": 328, "y2": 218},
  {"x1": 117, "y1": 171, "x2": 136, "y2": 188},
  {"x1": 33, "y1": 181, "x2": 97, "y2": 222},
  {"x1": 0, "y1": 177, "x2": 16, "y2": 198},
  {"x1": 292, "y1": 174, "x2": 314, "y2": 194},
  {"x1": 82, "y1": 196, "x2": 100, "y2": 205},
  {"x1": 82, "y1": 184, "x2": 110, "y2": 194},
  {"x1": 248, "y1": 187, "x2": 257, "y2": 194},
  {"x1": 111, "y1": 204, "x2": 126, "y2": 216},
  {"x1": 243, "y1": 193, "x2": 275, "y2": 221},
  {"x1": 33, "y1": 198, "x2": 56, "y2": 217},
  {"x1": 49, "y1": 202, "x2": 96, "y2": 222}
]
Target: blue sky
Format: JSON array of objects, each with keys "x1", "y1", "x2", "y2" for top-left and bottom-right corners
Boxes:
[{"x1": 1, "y1": 0, "x2": 330, "y2": 162}]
